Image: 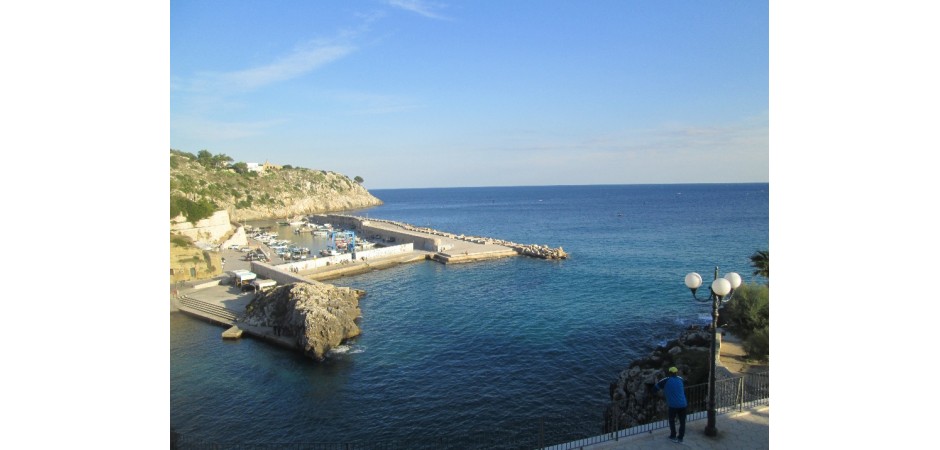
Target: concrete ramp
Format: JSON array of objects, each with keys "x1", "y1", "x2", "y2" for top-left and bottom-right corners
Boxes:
[{"x1": 222, "y1": 326, "x2": 244, "y2": 339}]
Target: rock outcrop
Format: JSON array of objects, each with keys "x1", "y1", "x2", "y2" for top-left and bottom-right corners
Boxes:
[
  {"x1": 603, "y1": 326, "x2": 732, "y2": 432},
  {"x1": 241, "y1": 282, "x2": 364, "y2": 361}
]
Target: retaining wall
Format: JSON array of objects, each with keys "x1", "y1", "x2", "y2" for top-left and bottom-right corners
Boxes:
[
  {"x1": 249, "y1": 261, "x2": 312, "y2": 286},
  {"x1": 272, "y1": 243, "x2": 415, "y2": 273}
]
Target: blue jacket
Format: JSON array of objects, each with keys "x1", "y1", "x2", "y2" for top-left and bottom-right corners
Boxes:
[{"x1": 654, "y1": 375, "x2": 688, "y2": 408}]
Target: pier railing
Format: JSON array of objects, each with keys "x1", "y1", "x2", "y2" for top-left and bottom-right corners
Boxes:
[{"x1": 172, "y1": 372, "x2": 767, "y2": 450}]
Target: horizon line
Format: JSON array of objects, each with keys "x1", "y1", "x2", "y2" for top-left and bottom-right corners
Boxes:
[{"x1": 366, "y1": 181, "x2": 770, "y2": 190}]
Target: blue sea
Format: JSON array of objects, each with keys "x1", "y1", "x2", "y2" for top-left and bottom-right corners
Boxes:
[{"x1": 170, "y1": 183, "x2": 768, "y2": 449}]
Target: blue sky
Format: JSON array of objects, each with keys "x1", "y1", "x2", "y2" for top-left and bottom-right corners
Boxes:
[{"x1": 171, "y1": 1, "x2": 768, "y2": 189}]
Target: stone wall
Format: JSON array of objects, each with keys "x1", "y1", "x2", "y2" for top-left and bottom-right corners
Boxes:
[
  {"x1": 170, "y1": 210, "x2": 234, "y2": 245},
  {"x1": 250, "y1": 261, "x2": 312, "y2": 286},
  {"x1": 271, "y1": 243, "x2": 415, "y2": 273}
]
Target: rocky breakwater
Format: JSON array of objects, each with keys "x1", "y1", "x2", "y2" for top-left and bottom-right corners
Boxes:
[
  {"x1": 603, "y1": 326, "x2": 722, "y2": 432},
  {"x1": 241, "y1": 282, "x2": 365, "y2": 361},
  {"x1": 505, "y1": 242, "x2": 568, "y2": 260}
]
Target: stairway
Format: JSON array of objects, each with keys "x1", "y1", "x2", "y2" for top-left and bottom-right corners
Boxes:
[{"x1": 177, "y1": 295, "x2": 241, "y2": 324}]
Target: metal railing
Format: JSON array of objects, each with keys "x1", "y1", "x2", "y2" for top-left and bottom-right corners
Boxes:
[
  {"x1": 172, "y1": 372, "x2": 768, "y2": 450},
  {"x1": 544, "y1": 371, "x2": 769, "y2": 449}
]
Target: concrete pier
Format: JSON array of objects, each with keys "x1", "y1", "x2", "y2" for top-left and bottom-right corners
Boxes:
[{"x1": 311, "y1": 214, "x2": 567, "y2": 265}]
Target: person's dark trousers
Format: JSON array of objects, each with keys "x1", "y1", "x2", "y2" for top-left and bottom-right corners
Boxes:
[{"x1": 668, "y1": 407, "x2": 687, "y2": 440}]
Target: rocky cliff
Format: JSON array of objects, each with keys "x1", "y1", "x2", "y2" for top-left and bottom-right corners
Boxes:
[
  {"x1": 170, "y1": 151, "x2": 383, "y2": 222},
  {"x1": 241, "y1": 282, "x2": 364, "y2": 361}
]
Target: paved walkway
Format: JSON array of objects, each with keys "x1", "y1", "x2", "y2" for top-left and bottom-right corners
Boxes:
[{"x1": 567, "y1": 404, "x2": 769, "y2": 450}]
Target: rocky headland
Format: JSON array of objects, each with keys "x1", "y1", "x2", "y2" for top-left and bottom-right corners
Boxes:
[
  {"x1": 170, "y1": 150, "x2": 383, "y2": 223},
  {"x1": 240, "y1": 282, "x2": 365, "y2": 361}
]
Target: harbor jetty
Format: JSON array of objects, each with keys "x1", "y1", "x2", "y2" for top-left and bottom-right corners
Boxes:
[{"x1": 313, "y1": 214, "x2": 568, "y2": 263}]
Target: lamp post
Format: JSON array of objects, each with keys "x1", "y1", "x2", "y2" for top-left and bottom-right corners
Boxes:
[{"x1": 683, "y1": 266, "x2": 742, "y2": 437}]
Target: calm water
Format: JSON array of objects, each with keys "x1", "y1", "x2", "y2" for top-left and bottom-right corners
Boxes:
[{"x1": 170, "y1": 183, "x2": 768, "y2": 448}]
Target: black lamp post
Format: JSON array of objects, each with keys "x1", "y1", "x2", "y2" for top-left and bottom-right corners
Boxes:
[{"x1": 683, "y1": 266, "x2": 742, "y2": 437}]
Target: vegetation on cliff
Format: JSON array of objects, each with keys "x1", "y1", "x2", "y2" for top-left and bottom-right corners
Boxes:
[
  {"x1": 716, "y1": 249, "x2": 770, "y2": 359},
  {"x1": 169, "y1": 149, "x2": 383, "y2": 222},
  {"x1": 719, "y1": 282, "x2": 769, "y2": 359}
]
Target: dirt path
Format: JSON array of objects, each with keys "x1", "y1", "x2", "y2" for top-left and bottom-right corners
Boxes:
[{"x1": 719, "y1": 331, "x2": 768, "y2": 374}]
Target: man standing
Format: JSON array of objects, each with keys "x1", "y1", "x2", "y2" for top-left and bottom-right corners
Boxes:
[{"x1": 654, "y1": 366, "x2": 688, "y2": 443}]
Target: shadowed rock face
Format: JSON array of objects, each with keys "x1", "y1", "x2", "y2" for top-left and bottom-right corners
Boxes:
[
  {"x1": 603, "y1": 327, "x2": 729, "y2": 432},
  {"x1": 242, "y1": 282, "x2": 364, "y2": 361}
]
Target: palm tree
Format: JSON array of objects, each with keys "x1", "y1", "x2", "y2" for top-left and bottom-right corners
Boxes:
[{"x1": 749, "y1": 250, "x2": 769, "y2": 278}]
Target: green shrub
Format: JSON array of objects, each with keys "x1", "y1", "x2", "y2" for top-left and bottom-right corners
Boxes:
[
  {"x1": 170, "y1": 195, "x2": 218, "y2": 223},
  {"x1": 170, "y1": 234, "x2": 193, "y2": 247},
  {"x1": 719, "y1": 282, "x2": 768, "y2": 340},
  {"x1": 743, "y1": 327, "x2": 769, "y2": 360},
  {"x1": 720, "y1": 282, "x2": 769, "y2": 360}
]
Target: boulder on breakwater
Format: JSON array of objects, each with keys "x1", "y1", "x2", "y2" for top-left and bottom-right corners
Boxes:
[
  {"x1": 513, "y1": 244, "x2": 568, "y2": 260},
  {"x1": 242, "y1": 282, "x2": 364, "y2": 361}
]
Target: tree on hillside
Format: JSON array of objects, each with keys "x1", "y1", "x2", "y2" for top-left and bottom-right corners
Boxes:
[
  {"x1": 354, "y1": 176, "x2": 364, "y2": 184},
  {"x1": 231, "y1": 162, "x2": 249, "y2": 174},
  {"x1": 196, "y1": 150, "x2": 234, "y2": 169},
  {"x1": 212, "y1": 153, "x2": 233, "y2": 168},
  {"x1": 197, "y1": 150, "x2": 214, "y2": 167},
  {"x1": 749, "y1": 250, "x2": 769, "y2": 278}
]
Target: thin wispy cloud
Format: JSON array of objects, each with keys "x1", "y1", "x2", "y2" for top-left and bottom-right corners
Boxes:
[
  {"x1": 387, "y1": 0, "x2": 451, "y2": 20},
  {"x1": 217, "y1": 41, "x2": 355, "y2": 93},
  {"x1": 172, "y1": 38, "x2": 359, "y2": 120}
]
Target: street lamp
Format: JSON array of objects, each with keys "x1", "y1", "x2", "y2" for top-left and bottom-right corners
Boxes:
[{"x1": 683, "y1": 266, "x2": 742, "y2": 437}]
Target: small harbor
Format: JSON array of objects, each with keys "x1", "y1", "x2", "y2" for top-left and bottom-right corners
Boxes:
[{"x1": 172, "y1": 213, "x2": 568, "y2": 348}]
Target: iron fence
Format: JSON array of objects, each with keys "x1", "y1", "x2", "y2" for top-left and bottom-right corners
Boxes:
[{"x1": 544, "y1": 371, "x2": 769, "y2": 449}]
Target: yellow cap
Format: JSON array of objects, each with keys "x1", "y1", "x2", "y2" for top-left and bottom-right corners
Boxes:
[{"x1": 668, "y1": 366, "x2": 678, "y2": 373}]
